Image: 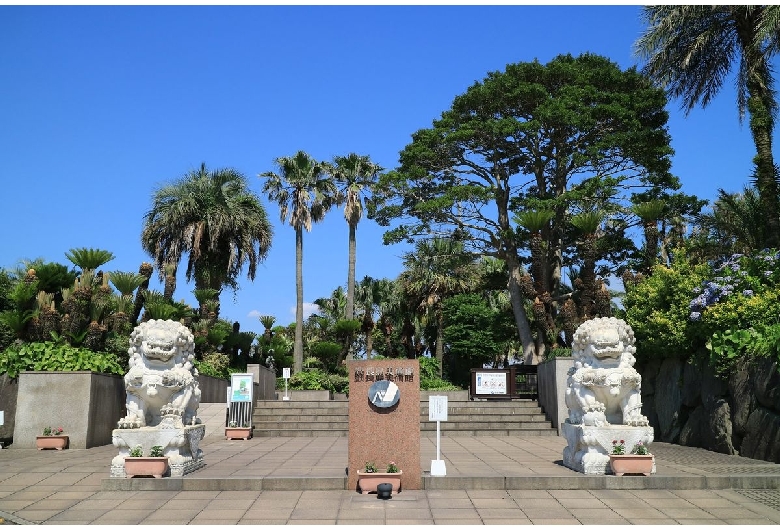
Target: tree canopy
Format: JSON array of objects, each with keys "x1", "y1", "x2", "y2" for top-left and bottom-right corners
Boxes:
[{"x1": 375, "y1": 53, "x2": 700, "y2": 362}]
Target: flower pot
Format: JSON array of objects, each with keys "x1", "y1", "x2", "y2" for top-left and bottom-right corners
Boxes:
[
  {"x1": 609, "y1": 454, "x2": 654, "y2": 476},
  {"x1": 225, "y1": 427, "x2": 252, "y2": 440},
  {"x1": 124, "y1": 457, "x2": 169, "y2": 478},
  {"x1": 36, "y1": 435, "x2": 68, "y2": 450},
  {"x1": 356, "y1": 470, "x2": 402, "y2": 494}
]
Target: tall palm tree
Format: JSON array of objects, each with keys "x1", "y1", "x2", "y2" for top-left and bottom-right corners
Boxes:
[
  {"x1": 328, "y1": 153, "x2": 383, "y2": 321},
  {"x1": 695, "y1": 186, "x2": 768, "y2": 256},
  {"x1": 398, "y1": 238, "x2": 479, "y2": 376},
  {"x1": 634, "y1": 5, "x2": 780, "y2": 247},
  {"x1": 261, "y1": 151, "x2": 337, "y2": 373},
  {"x1": 141, "y1": 163, "x2": 273, "y2": 311}
]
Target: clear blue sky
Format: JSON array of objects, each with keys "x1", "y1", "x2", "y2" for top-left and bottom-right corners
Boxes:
[{"x1": 0, "y1": 5, "x2": 763, "y2": 337}]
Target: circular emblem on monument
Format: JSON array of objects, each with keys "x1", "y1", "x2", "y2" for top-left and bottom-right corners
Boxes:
[{"x1": 368, "y1": 380, "x2": 400, "y2": 408}]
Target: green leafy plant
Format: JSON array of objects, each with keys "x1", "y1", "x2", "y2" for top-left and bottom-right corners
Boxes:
[
  {"x1": 149, "y1": 445, "x2": 164, "y2": 457},
  {"x1": 631, "y1": 442, "x2": 649, "y2": 456},
  {"x1": 386, "y1": 461, "x2": 399, "y2": 473},
  {"x1": 364, "y1": 461, "x2": 377, "y2": 473},
  {"x1": 42, "y1": 426, "x2": 64, "y2": 436},
  {"x1": 0, "y1": 341, "x2": 124, "y2": 378},
  {"x1": 129, "y1": 445, "x2": 143, "y2": 457}
]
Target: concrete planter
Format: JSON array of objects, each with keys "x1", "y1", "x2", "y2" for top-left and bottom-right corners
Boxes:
[
  {"x1": 35, "y1": 435, "x2": 68, "y2": 450},
  {"x1": 356, "y1": 471, "x2": 402, "y2": 494},
  {"x1": 123, "y1": 457, "x2": 169, "y2": 478},
  {"x1": 225, "y1": 427, "x2": 252, "y2": 440},
  {"x1": 609, "y1": 454, "x2": 654, "y2": 476}
]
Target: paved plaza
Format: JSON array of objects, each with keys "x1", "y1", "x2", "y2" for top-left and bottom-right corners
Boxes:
[{"x1": 1, "y1": 403, "x2": 780, "y2": 525}]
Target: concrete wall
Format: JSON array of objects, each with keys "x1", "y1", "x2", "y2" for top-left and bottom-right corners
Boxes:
[
  {"x1": 537, "y1": 357, "x2": 573, "y2": 434},
  {"x1": 15, "y1": 371, "x2": 124, "y2": 449},
  {"x1": 0, "y1": 374, "x2": 18, "y2": 447}
]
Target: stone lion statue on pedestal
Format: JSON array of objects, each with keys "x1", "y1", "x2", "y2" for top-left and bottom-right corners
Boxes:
[
  {"x1": 564, "y1": 316, "x2": 648, "y2": 427},
  {"x1": 117, "y1": 319, "x2": 201, "y2": 429}
]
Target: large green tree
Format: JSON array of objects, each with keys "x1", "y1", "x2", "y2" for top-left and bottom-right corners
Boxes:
[
  {"x1": 141, "y1": 163, "x2": 273, "y2": 311},
  {"x1": 328, "y1": 153, "x2": 383, "y2": 322},
  {"x1": 635, "y1": 5, "x2": 780, "y2": 247},
  {"x1": 261, "y1": 151, "x2": 336, "y2": 373},
  {"x1": 376, "y1": 54, "x2": 687, "y2": 363}
]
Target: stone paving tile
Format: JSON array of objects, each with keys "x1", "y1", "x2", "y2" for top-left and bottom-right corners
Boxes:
[
  {"x1": 513, "y1": 497, "x2": 564, "y2": 509},
  {"x1": 204, "y1": 498, "x2": 256, "y2": 510},
  {"x1": 388, "y1": 519, "x2": 434, "y2": 525},
  {"x1": 46, "y1": 509, "x2": 107, "y2": 522},
  {"x1": 659, "y1": 507, "x2": 717, "y2": 519},
  {"x1": 566, "y1": 507, "x2": 625, "y2": 519},
  {"x1": 556, "y1": 497, "x2": 608, "y2": 509},
  {"x1": 576, "y1": 518, "x2": 630, "y2": 525},
  {"x1": 91, "y1": 508, "x2": 150, "y2": 524},
  {"x1": 142, "y1": 508, "x2": 201, "y2": 520},
  {"x1": 707, "y1": 507, "x2": 773, "y2": 519},
  {"x1": 10, "y1": 509, "x2": 61, "y2": 523},
  {"x1": 236, "y1": 519, "x2": 289, "y2": 525},
  {"x1": 469, "y1": 497, "x2": 519, "y2": 508},
  {"x1": 0, "y1": 500, "x2": 36, "y2": 511},
  {"x1": 172, "y1": 491, "x2": 220, "y2": 500},
  {"x1": 527, "y1": 517, "x2": 581, "y2": 524},
  {"x1": 475, "y1": 507, "x2": 526, "y2": 518},
  {"x1": 431, "y1": 518, "x2": 484, "y2": 525},
  {"x1": 611, "y1": 506, "x2": 668, "y2": 519},
  {"x1": 676, "y1": 519, "x2": 728, "y2": 525},
  {"x1": 289, "y1": 508, "x2": 341, "y2": 519},
  {"x1": 483, "y1": 517, "x2": 533, "y2": 525},
  {"x1": 287, "y1": 519, "x2": 336, "y2": 526}
]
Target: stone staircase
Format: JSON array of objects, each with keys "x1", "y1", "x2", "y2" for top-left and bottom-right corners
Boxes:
[{"x1": 251, "y1": 394, "x2": 557, "y2": 437}]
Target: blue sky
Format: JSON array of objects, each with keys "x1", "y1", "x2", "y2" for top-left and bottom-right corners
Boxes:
[{"x1": 0, "y1": 5, "x2": 762, "y2": 337}]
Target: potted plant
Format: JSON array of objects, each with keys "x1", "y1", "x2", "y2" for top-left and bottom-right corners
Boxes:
[
  {"x1": 124, "y1": 445, "x2": 169, "y2": 478},
  {"x1": 225, "y1": 419, "x2": 252, "y2": 440},
  {"x1": 36, "y1": 426, "x2": 68, "y2": 450},
  {"x1": 609, "y1": 440, "x2": 654, "y2": 476},
  {"x1": 356, "y1": 461, "x2": 403, "y2": 494}
]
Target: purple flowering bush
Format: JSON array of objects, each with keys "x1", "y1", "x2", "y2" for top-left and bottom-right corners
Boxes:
[{"x1": 625, "y1": 249, "x2": 780, "y2": 371}]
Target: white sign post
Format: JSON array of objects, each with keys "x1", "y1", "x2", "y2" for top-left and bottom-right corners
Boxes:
[
  {"x1": 428, "y1": 395, "x2": 448, "y2": 476},
  {"x1": 282, "y1": 367, "x2": 291, "y2": 401}
]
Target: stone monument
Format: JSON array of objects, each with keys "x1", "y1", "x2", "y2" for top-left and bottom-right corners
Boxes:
[
  {"x1": 347, "y1": 359, "x2": 421, "y2": 492},
  {"x1": 110, "y1": 319, "x2": 205, "y2": 478},
  {"x1": 562, "y1": 317, "x2": 655, "y2": 475}
]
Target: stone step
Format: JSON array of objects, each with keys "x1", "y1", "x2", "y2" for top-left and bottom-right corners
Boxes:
[{"x1": 250, "y1": 398, "x2": 557, "y2": 437}]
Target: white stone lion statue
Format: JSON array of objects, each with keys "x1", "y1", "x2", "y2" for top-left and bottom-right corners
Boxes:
[
  {"x1": 564, "y1": 317, "x2": 648, "y2": 427},
  {"x1": 117, "y1": 319, "x2": 201, "y2": 429}
]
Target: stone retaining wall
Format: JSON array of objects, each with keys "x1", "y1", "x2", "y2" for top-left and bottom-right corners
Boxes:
[{"x1": 640, "y1": 356, "x2": 780, "y2": 463}]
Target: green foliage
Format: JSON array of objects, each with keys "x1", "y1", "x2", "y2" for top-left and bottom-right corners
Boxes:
[
  {"x1": 623, "y1": 252, "x2": 709, "y2": 361},
  {"x1": 64, "y1": 248, "x2": 115, "y2": 271},
  {"x1": 129, "y1": 445, "x2": 143, "y2": 457},
  {"x1": 545, "y1": 347, "x2": 572, "y2": 361},
  {"x1": 0, "y1": 341, "x2": 124, "y2": 378},
  {"x1": 309, "y1": 341, "x2": 341, "y2": 372},
  {"x1": 442, "y1": 293, "x2": 515, "y2": 387},
  {"x1": 194, "y1": 352, "x2": 231, "y2": 379},
  {"x1": 283, "y1": 367, "x2": 349, "y2": 395},
  {"x1": 418, "y1": 356, "x2": 462, "y2": 390},
  {"x1": 149, "y1": 445, "x2": 164, "y2": 457}
]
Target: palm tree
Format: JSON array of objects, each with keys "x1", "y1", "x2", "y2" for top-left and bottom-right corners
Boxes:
[
  {"x1": 65, "y1": 248, "x2": 115, "y2": 272},
  {"x1": 634, "y1": 5, "x2": 780, "y2": 247},
  {"x1": 398, "y1": 238, "x2": 479, "y2": 376},
  {"x1": 260, "y1": 151, "x2": 337, "y2": 373},
  {"x1": 694, "y1": 186, "x2": 768, "y2": 256},
  {"x1": 328, "y1": 153, "x2": 383, "y2": 321},
  {"x1": 141, "y1": 163, "x2": 273, "y2": 311}
]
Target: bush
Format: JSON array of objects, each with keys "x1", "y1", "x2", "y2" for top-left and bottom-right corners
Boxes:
[
  {"x1": 0, "y1": 341, "x2": 125, "y2": 378},
  {"x1": 194, "y1": 352, "x2": 231, "y2": 379}
]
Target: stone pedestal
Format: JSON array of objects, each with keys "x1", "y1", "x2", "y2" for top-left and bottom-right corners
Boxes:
[
  {"x1": 110, "y1": 424, "x2": 205, "y2": 478},
  {"x1": 562, "y1": 422, "x2": 654, "y2": 475}
]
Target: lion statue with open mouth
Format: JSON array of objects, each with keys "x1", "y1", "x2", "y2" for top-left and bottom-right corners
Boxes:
[
  {"x1": 117, "y1": 319, "x2": 201, "y2": 429},
  {"x1": 564, "y1": 317, "x2": 648, "y2": 427}
]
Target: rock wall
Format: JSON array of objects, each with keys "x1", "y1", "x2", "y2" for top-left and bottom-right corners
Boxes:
[{"x1": 640, "y1": 356, "x2": 780, "y2": 463}]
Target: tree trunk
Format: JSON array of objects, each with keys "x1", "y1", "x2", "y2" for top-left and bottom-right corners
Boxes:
[
  {"x1": 346, "y1": 222, "x2": 356, "y2": 320},
  {"x1": 435, "y1": 306, "x2": 444, "y2": 377},
  {"x1": 747, "y1": 90, "x2": 780, "y2": 248},
  {"x1": 505, "y1": 253, "x2": 538, "y2": 364},
  {"x1": 294, "y1": 228, "x2": 304, "y2": 374}
]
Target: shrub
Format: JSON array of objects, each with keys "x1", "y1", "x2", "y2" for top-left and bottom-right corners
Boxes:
[{"x1": 0, "y1": 341, "x2": 124, "y2": 378}]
